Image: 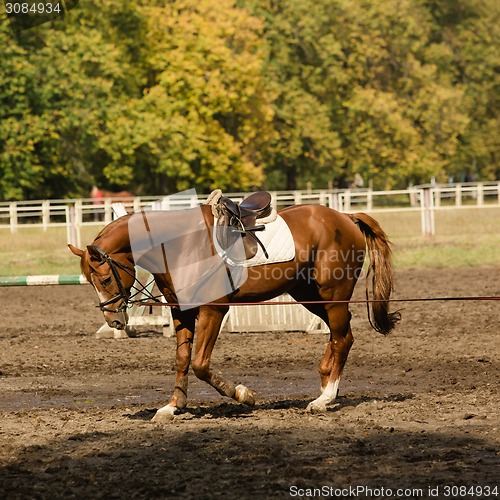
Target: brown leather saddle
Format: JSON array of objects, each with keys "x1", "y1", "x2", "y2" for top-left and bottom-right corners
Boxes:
[{"x1": 216, "y1": 191, "x2": 273, "y2": 260}]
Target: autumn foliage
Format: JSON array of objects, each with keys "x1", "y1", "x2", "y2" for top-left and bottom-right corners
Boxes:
[{"x1": 0, "y1": 0, "x2": 498, "y2": 200}]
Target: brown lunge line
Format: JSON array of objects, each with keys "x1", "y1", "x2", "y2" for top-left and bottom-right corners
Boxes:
[{"x1": 131, "y1": 295, "x2": 500, "y2": 308}]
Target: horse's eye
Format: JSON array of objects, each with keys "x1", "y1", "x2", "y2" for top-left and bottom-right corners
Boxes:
[{"x1": 101, "y1": 277, "x2": 112, "y2": 286}]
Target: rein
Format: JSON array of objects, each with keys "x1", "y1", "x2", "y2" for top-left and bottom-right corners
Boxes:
[{"x1": 90, "y1": 246, "x2": 161, "y2": 313}]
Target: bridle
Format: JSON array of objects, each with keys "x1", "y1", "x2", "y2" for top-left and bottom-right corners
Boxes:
[
  {"x1": 90, "y1": 245, "x2": 136, "y2": 313},
  {"x1": 88, "y1": 241, "x2": 234, "y2": 313}
]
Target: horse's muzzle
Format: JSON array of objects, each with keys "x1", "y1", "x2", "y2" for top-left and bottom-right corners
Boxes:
[{"x1": 105, "y1": 310, "x2": 128, "y2": 331}]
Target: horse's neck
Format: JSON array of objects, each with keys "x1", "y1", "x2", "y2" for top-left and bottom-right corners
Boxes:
[
  {"x1": 99, "y1": 216, "x2": 133, "y2": 257},
  {"x1": 124, "y1": 207, "x2": 215, "y2": 273}
]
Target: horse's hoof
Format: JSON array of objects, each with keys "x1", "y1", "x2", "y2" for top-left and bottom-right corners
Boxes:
[
  {"x1": 306, "y1": 401, "x2": 326, "y2": 414},
  {"x1": 151, "y1": 406, "x2": 177, "y2": 423},
  {"x1": 235, "y1": 384, "x2": 255, "y2": 406}
]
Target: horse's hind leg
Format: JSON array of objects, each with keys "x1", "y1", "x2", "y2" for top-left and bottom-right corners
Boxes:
[
  {"x1": 191, "y1": 306, "x2": 255, "y2": 406},
  {"x1": 289, "y1": 285, "x2": 331, "y2": 395},
  {"x1": 152, "y1": 309, "x2": 196, "y2": 423},
  {"x1": 307, "y1": 303, "x2": 354, "y2": 413}
]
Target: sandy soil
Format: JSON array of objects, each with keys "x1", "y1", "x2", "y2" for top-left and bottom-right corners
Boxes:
[{"x1": 0, "y1": 268, "x2": 499, "y2": 499}]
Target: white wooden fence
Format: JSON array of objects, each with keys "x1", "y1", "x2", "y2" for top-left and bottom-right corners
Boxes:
[
  {"x1": 2, "y1": 184, "x2": 498, "y2": 336},
  {"x1": 1, "y1": 182, "x2": 499, "y2": 241}
]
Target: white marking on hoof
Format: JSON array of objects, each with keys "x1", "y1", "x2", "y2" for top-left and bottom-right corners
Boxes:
[
  {"x1": 151, "y1": 405, "x2": 177, "y2": 423},
  {"x1": 306, "y1": 379, "x2": 340, "y2": 413},
  {"x1": 235, "y1": 384, "x2": 255, "y2": 406},
  {"x1": 306, "y1": 401, "x2": 327, "y2": 414}
]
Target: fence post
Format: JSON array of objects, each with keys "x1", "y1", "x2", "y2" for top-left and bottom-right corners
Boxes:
[
  {"x1": 9, "y1": 202, "x2": 18, "y2": 233},
  {"x1": 367, "y1": 189, "x2": 373, "y2": 211},
  {"x1": 343, "y1": 190, "x2": 351, "y2": 211},
  {"x1": 455, "y1": 184, "x2": 462, "y2": 206},
  {"x1": 103, "y1": 199, "x2": 112, "y2": 224},
  {"x1": 133, "y1": 196, "x2": 142, "y2": 213},
  {"x1": 65, "y1": 206, "x2": 71, "y2": 244},
  {"x1": 434, "y1": 185, "x2": 441, "y2": 207},
  {"x1": 331, "y1": 192, "x2": 338, "y2": 210},
  {"x1": 160, "y1": 197, "x2": 170, "y2": 210},
  {"x1": 74, "y1": 200, "x2": 82, "y2": 248},
  {"x1": 409, "y1": 187, "x2": 418, "y2": 207},
  {"x1": 319, "y1": 190, "x2": 327, "y2": 206},
  {"x1": 42, "y1": 200, "x2": 50, "y2": 231},
  {"x1": 293, "y1": 191, "x2": 302, "y2": 205},
  {"x1": 68, "y1": 205, "x2": 78, "y2": 247},
  {"x1": 269, "y1": 191, "x2": 278, "y2": 211},
  {"x1": 477, "y1": 183, "x2": 484, "y2": 206},
  {"x1": 420, "y1": 187, "x2": 435, "y2": 237}
]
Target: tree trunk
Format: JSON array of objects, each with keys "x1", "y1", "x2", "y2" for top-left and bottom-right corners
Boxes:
[{"x1": 286, "y1": 161, "x2": 297, "y2": 190}]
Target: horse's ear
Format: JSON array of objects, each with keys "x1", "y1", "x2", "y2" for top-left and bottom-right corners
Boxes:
[
  {"x1": 86, "y1": 244, "x2": 102, "y2": 261},
  {"x1": 68, "y1": 244, "x2": 84, "y2": 258}
]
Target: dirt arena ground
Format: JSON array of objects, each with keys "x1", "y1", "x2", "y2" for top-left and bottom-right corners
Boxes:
[{"x1": 0, "y1": 268, "x2": 499, "y2": 499}]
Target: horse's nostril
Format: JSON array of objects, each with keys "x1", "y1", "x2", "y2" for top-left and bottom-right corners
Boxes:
[{"x1": 110, "y1": 320, "x2": 123, "y2": 329}]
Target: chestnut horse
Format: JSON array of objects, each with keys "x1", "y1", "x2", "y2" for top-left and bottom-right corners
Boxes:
[
  {"x1": 69, "y1": 203, "x2": 400, "y2": 423},
  {"x1": 90, "y1": 186, "x2": 135, "y2": 221},
  {"x1": 90, "y1": 185, "x2": 135, "y2": 201}
]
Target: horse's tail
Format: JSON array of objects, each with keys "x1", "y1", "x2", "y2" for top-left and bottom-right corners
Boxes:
[{"x1": 348, "y1": 212, "x2": 401, "y2": 335}]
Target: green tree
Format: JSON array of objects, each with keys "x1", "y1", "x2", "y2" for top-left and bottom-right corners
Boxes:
[
  {"x1": 0, "y1": 0, "x2": 273, "y2": 200},
  {"x1": 104, "y1": 0, "x2": 274, "y2": 193},
  {"x1": 243, "y1": 0, "x2": 344, "y2": 190},
  {"x1": 244, "y1": 0, "x2": 489, "y2": 189},
  {"x1": 1, "y1": 0, "x2": 498, "y2": 200},
  {"x1": 424, "y1": 0, "x2": 500, "y2": 181},
  {"x1": 0, "y1": 2, "x2": 142, "y2": 200}
]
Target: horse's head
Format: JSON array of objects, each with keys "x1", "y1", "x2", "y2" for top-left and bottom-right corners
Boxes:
[{"x1": 68, "y1": 243, "x2": 136, "y2": 330}]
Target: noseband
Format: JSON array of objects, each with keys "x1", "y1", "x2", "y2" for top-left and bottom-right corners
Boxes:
[{"x1": 91, "y1": 246, "x2": 135, "y2": 313}]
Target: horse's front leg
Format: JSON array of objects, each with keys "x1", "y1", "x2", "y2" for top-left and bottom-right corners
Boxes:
[
  {"x1": 152, "y1": 308, "x2": 196, "y2": 423},
  {"x1": 192, "y1": 306, "x2": 255, "y2": 406}
]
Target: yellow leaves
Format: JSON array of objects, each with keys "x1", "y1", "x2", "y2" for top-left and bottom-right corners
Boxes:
[
  {"x1": 123, "y1": 0, "x2": 273, "y2": 191},
  {"x1": 1, "y1": 0, "x2": 498, "y2": 199},
  {"x1": 341, "y1": 86, "x2": 423, "y2": 182}
]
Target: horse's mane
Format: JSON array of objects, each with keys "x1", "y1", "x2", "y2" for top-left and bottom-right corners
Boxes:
[{"x1": 93, "y1": 215, "x2": 131, "y2": 242}]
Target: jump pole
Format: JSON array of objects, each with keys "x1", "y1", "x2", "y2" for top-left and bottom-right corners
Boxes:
[
  {"x1": 0, "y1": 273, "x2": 153, "y2": 340},
  {"x1": 0, "y1": 275, "x2": 88, "y2": 286}
]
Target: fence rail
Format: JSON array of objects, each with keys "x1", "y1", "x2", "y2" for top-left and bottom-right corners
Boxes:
[{"x1": 1, "y1": 182, "x2": 499, "y2": 242}]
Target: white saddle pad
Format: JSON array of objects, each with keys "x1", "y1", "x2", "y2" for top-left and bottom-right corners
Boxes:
[{"x1": 213, "y1": 214, "x2": 295, "y2": 267}]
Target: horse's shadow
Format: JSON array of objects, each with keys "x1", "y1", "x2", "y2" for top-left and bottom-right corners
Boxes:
[{"x1": 125, "y1": 393, "x2": 414, "y2": 421}]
